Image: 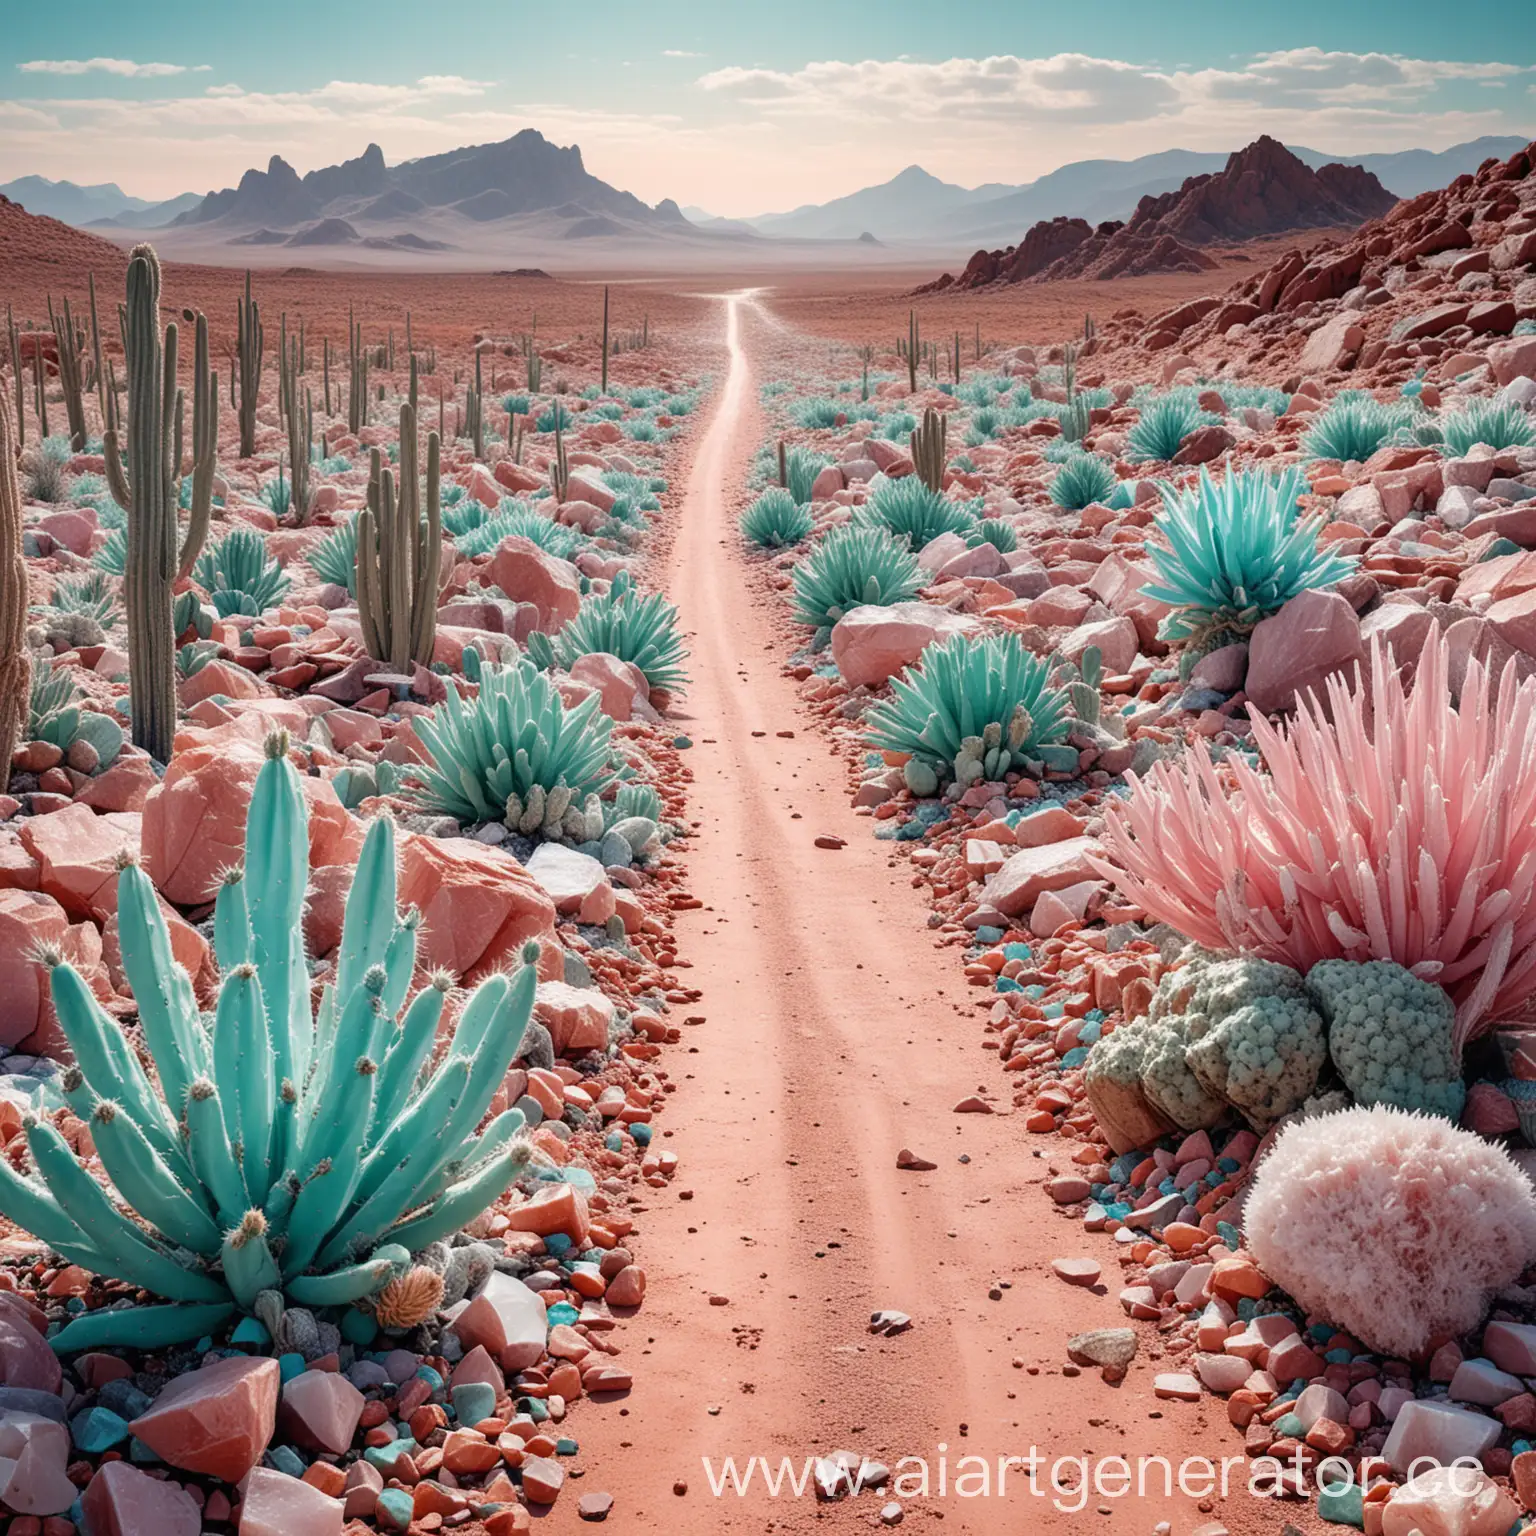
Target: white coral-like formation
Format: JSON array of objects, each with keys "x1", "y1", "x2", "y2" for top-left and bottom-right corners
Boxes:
[{"x1": 1245, "y1": 1105, "x2": 1536, "y2": 1358}]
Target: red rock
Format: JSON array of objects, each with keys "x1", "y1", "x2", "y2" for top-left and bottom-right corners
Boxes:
[
  {"x1": 980, "y1": 837, "x2": 1102, "y2": 917},
  {"x1": 1299, "y1": 315, "x2": 1365, "y2": 373},
  {"x1": 0, "y1": 1311, "x2": 63, "y2": 1394},
  {"x1": 395, "y1": 833, "x2": 560, "y2": 982},
  {"x1": 450, "y1": 1344, "x2": 505, "y2": 1395},
  {"x1": 1172, "y1": 424, "x2": 1236, "y2": 466},
  {"x1": 604, "y1": 1266, "x2": 645, "y2": 1308},
  {"x1": 179, "y1": 658, "x2": 268, "y2": 706},
  {"x1": 568, "y1": 653, "x2": 649, "y2": 721},
  {"x1": 534, "y1": 979, "x2": 615, "y2": 1054},
  {"x1": 1245, "y1": 588, "x2": 1365, "y2": 715},
  {"x1": 1052, "y1": 1257, "x2": 1102, "y2": 1286},
  {"x1": 341, "y1": 1460, "x2": 383, "y2": 1520},
  {"x1": 485, "y1": 538, "x2": 581, "y2": 633},
  {"x1": 521, "y1": 1456, "x2": 565, "y2": 1504},
  {"x1": 128, "y1": 1353, "x2": 280, "y2": 1482},
  {"x1": 279, "y1": 1368, "x2": 365, "y2": 1454},
  {"x1": 141, "y1": 730, "x2": 359, "y2": 904},
  {"x1": 239, "y1": 1465, "x2": 344, "y2": 1536},
  {"x1": 0, "y1": 888, "x2": 70, "y2": 1048},
  {"x1": 1489, "y1": 336, "x2": 1536, "y2": 388},
  {"x1": 448, "y1": 1272, "x2": 549, "y2": 1373},
  {"x1": 75, "y1": 753, "x2": 159, "y2": 813},
  {"x1": 830, "y1": 603, "x2": 980, "y2": 688},
  {"x1": 504, "y1": 1182, "x2": 589, "y2": 1244},
  {"x1": 17, "y1": 803, "x2": 139, "y2": 922},
  {"x1": 36, "y1": 509, "x2": 96, "y2": 557},
  {"x1": 81, "y1": 1461, "x2": 200, "y2": 1536},
  {"x1": 1060, "y1": 616, "x2": 1138, "y2": 674}
]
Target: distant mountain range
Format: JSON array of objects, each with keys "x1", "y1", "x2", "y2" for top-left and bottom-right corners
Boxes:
[
  {"x1": 0, "y1": 175, "x2": 199, "y2": 228},
  {"x1": 742, "y1": 135, "x2": 1532, "y2": 243}
]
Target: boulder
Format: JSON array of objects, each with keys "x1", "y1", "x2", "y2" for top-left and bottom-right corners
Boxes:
[
  {"x1": 534, "y1": 980, "x2": 616, "y2": 1054},
  {"x1": 0, "y1": 889, "x2": 70, "y2": 1048},
  {"x1": 81, "y1": 1460, "x2": 201, "y2": 1536},
  {"x1": 1489, "y1": 337, "x2": 1536, "y2": 388},
  {"x1": 526, "y1": 843, "x2": 607, "y2": 914},
  {"x1": 1381, "y1": 1399, "x2": 1500, "y2": 1475},
  {"x1": 568, "y1": 652, "x2": 649, "y2": 721},
  {"x1": 128, "y1": 1354, "x2": 280, "y2": 1482},
  {"x1": 1299, "y1": 315, "x2": 1365, "y2": 373},
  {"x1": 142, "y1": 730, "x2": 359, "y2": 905},
  {"x1": 1060, "y1": 616, "x2": 1138, "y2": 675},
  {"x1": 17, "y1": 804, "x2": 140, "y2": 922},
  {"x1": 829, "y1": 603, "x2": 980, "y2": 688},
  {"x1": 179, "y1": 659, "x2": 267, "y2": 707},
  {"x1": 485, "y1": 537, "x2": 581, "y2": 633},
  {"x1": 1381, "y1": 1465, "x2": 1517, "y2": 1536},
  {"x1": 980, "y1": 838, "x2": 1102, "y2": 918},
  {"x1": 1245, "y1": 588, "x2": 1365, "y2": 715}
]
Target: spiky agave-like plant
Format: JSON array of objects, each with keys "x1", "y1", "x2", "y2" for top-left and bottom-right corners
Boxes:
[
  {"x1": 1141, "y1": 463, "x2": 1355, "y2": 643},
  {"x1": 193, "y1": 526, "x2": 292, "y2": 618},
  {"x1": 1301, "y1": 390, "x2": 1412, "y2": 463},
  {"x1": 457, "y1": 504, "x2": 581, "y2": 561},
  {"x1": 740, "y1": 487, "x2": 813, "y2": 549},
  {"x1": 410, "y1": 651, "x2": 618, "y2": 829},
  {"x1": 551, "y1": 571, "x2": 688, "y2": 694},
  {"x1": 1438, "y1": 399, "x2": 1536, "y2": 456},
  {"x1": 1048, "y1": 453, "x2": 1119, "y2": 511},
  {"x1": 791, "y1": 524, "x2": 923, "y2": 632},
  {"x1": 0, "y1": 733, "x2": 538, "y2": 1352},
  {"x1": 307, "y1": 515, "x2": 360, "y2": 596},
  {"x1": 864, "y1": 632, "x2": 1072, "y2": 785},
  {"x1": 854, "y1": 475, "x2": 975, "y2": 550},
  {"x1": 1127, "y1": 395, "x2": 1220, "y2": 463}
]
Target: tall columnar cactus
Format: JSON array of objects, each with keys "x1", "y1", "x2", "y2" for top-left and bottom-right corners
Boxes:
[
  {"x1": 88, "y1": 273, "x2": 112, "y2": 434},
  {"x1": 0, "y1": 382, "x2": 28, "y2": 789},
  {"x1": 465, "y1": 347, "x2": 484, "y2": 461},
  {"x1": 907, "y1": 309, "x2": 919, "y2": 393},
  {"x1": 0, "y1": 733, "x2": 537, "y2": 1351},
  {"x1": 48, "y1": 295, "x2": 88, "y2": 452},
  {"x1": 236, "y1": 269, "x2": 263, "y2": 459},
  {"x1": 281, "y1": 335, "x2": 312, "y2": 524},
  {"x1": 5, "y1": 307, "x2": 23, "y2": 450},
  {"x1": 600, "y1": 285, "x2": 610, "y2": 396},
  {"x1": 31, "y1": 336, "x2": 49, "y2": 440},
  {"x1": 551, "y1": 415, "x2": 569, "y2": 503},
  {"x1": 103, "y1": 245, "x2": 218, "y2": 763},
  {"x1": 348, "y1": 309, "x2": 369, "y2": 435},
  {"x1": 910, "y1": 406, "x2": 947, "y2": 492},
  {"x1": 357, "y1": 401, "x2": 441, "y2": 670}
]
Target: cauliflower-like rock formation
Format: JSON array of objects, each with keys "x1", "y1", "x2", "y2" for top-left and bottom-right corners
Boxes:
[
  {"x1": 1245, "y1": 1105, "x2": 1536, "y2": 1358},
  {"x1": 1140, "y1": 972, "x2": 1227, "y2": 1131},
  {"x1": 1307, "y1": 958, "x2": 1465, "y2": 1121},
  {"x1": 1179, "y1": 956, "x2": 1327, "y2": 1129},
  {"x1": 1082, "y1": 1016, "x2": 1178, "y2": 1155}
]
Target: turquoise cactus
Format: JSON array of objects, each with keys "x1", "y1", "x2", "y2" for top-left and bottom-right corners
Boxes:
[
  {"x1": 551, "y1": 572, "x2": 688, "y2": 695},
  {"x1": 28, "y1": 669, "x2": 124, "y2": 768},
  {"x1": 740, "y1": 488, "x2": 813, "y2": 549},
  {"x1": 854, "y1": 476, "x2": 975, "y2": 550},
  {"x1": 193, "y1": 526, "x2": 291, "y2": 619},
  {"x1": 0, "y1": 733, "x2": 537, "y2": 1351},
  {"x1": 864, "y1": 632, "x2": 1072, "y2": 785},
  {"x1": 458, "y1": 504, "x2": 581, "y2": 561},
  {"x1": 411, "y1": 651, "x2": 618, "y2": 827},
  {"x1": 790, "y1": 524, "x2": 923, "y2": 632}
]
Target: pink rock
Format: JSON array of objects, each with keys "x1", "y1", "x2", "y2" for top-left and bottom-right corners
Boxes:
[
  {"x1": 279, "y1": 1368, "x2": 365, "y2": 1455},
  {"x1": 76, "y1": 753, "x2": 159, "y2": 813},
  {"x1": 1152, "y1": 1372, "x2": 1202, "y2": 1401},
  {"x1": 604, "y1": 1265, "x2": 645, "y2": 1308},
  {"x1": 569, "y1": 652, "x2": 649, "y2": 720},
  {"x1": 809, "y1": 464, "x2": 845, "y2": 500},
  {"x1": 1061, "y1": 616, "x2": 1137, "y2": 674},
  {"x1": 1450, "y1": 1358, "x2": 1524, "y2": 1407},
  {"x1": 1381, "y1": 1399, "x2": 1500, "y2": 1475},
  {"x1": 1294, "y1": 1383, "x2": 1350, "y2": 1431},
  {"x1": 534, "y1": 979, "x2": 616, "y2": 1054},
  {"x1": 0, "y1": 1313, "x2": 63, "y2": 1394},
  {"x1": 142, "y1": 729, "x2": 359, "y2": 905},
  {"x1": 829, "y1": 602, "x2": 980, "y2": 689},
  {"x1": 1486, "y1": 588, "x2": 1536, "y2": 660},
  {"x1": 81, "y1": 1460, "x2": 201, "y2": 1536},
  {"x1": 1025, "y1": 587, "x2": 1093, "y2": 627},
  {"x1": 128, "y1": 1353, "x2": 280, "y2": 1482},
  {"x1": 447, "y1": 1272, "x2": 549, "y2": 1372},
  {"x1": 1482, "y1": 1320, "x2": 1536, "y2": 1376},
  {"x1": 933, "y1": 542, "x2": 1005, "y2": 581},
  {"x1": 1245, "y1": 588, "x2": 1365, "y2": 715},
  {"x1": 564, "y1": 474, "x2": 616, "y2": 514},
  {"x1": 1189, "y1": 643, "x2": 1248, "y2": 693},
  {"x1": 17, "y1": 803, "x2": 140, "y2": 922},
  {"x1": 1381, "y1": 1465, "x2": 1517, "y2": 1536},
  {"x1": 1299, "y1": 315, "x2": 1365, "y2": 374},
  {"x1": 980, "y1": 837, "x2": 1102, "y2": 917},
  {"x1": 526, "y1": 842, "x2": 607, "y2": 913},
  {"x1": 1012, "y1": 805, "x2": 1086, "y2": 848},
  {"x1": 180, "y1": 658, "x2": 268, "y2": 705},
  {"x1": 1265, "y1": 1334, "x2": 1324, "y2": 1384},
  {"x1": 0, "y1": 888, "x2": 70, "y2": 1048},
  {"x1": 1194, "y1": 1353, "x2": 1251, "y2": 1394},
  {"x1": 1464, "y1": 1082, "x2": 1521, "y2": 1136},
  {"x1": 0, "y1": 1411, "x2": 75, "y2": 1515},
  {"x1": 485, "y1": 537, "x2": 581, "y2": 633},
  {"x1": 494, "y1": 460, "x2": 543, "y2": 495},
  {"x1": 341, "y1": 1458, "x2": 383, "y2": 1519},
  {"x1": 239, "y1": 1465, "x2": 344, "y2": 1536},
  {"x1": 466, "y1": 463, "x2": 501, "y2": 508},
  {"x1": 1489, "y1": 336, "x2": 1536, "y2": 388},
  {"x1": 450, "y1": 1344, "x2": 506, "y2": 1395}
]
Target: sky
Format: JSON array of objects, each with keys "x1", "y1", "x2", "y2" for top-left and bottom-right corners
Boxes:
[{"x1": 1, "y1": 0, "x2": 1532, "y2": 217}]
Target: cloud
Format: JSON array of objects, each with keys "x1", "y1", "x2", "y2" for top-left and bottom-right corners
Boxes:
[
  {"x1": 18, "y1": 57, "x2": 195, "y2": 78},
  {"x1": 663, "y1": 50, "x2": 704, "y2": 59}
]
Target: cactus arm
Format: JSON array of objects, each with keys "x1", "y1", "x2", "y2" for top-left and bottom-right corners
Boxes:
[
  {"x1": 213, "y1": 869, "x2": 251, "y2": 970},
  {"x1": 102, "y1": 427, "x2": 133, "y2": 515},
  {"x1": 50, "y1": 1301, "x2": 235, "y2": 1355},
  {"x1": 185, "y1": 1080, "x2": 250, "y2": 1227},
  {"x1": 210, "y1": 966, "x2": 275, "y2": 1198},
  {"x1": 369, "y1": 979, "x2": 448, "y2": 1142},
  {"x1": 114, "y1": 861, "x2": 208, "y2": 1108},
  {"x1": 409, "y1": 427, "x2": 441, "y2": 666},
  {"x1": 221, "y1": 1211, "x2": 281, "y2": 1310},
  {"x1": 269, "y1": 1080, "x2": 298, "y2": 1198},
  {"x1": 334, "y1": 817, "x2": 397, "y2": 1002},
  {"x1": 88, "y1": 1101, "x2": 222, "y2": 1254},
  {"x1": 284, "y1": 1244, "x2": 409, "y2": 1306},
  {"x1": 176, "y1": 310, "x2": 216, "y2": 578},
  {"x1": 380, "y1": 911, "x2": 419, "y2": 1022},
  {"x1": 297, "y1": 982, "x2": 382, "y2": 1168},
  {"x1": 383, "y1": 1139, "x2": 533, "y2": 1253},
  {"x1": 416, "y1": 1107, "x2": 527, "y2": 1206},
  {"x1": 0, "y1": 378, "x2": 30, "y2": 787},
  {"x1": 25, "y1": 1122, "x2": 226, "y2": 1303},
  {"x1": 243, "y1": 739, "x2": 311, "y2": 1088},
  {"x1": 0, "y1": 1149, "x2": 107, "y2": 1264},
  {"x1": 283, "y1": 1120, "x2": 368, "y2": 1278}
]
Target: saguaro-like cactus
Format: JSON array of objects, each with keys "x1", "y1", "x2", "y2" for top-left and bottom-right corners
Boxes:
[
  {"x1": 5, "y1": 307, "x2": 23, "y2": 450},
  {"x1": 906, "y1": 309, "x2": 919, "y2": 394},
  {"x1": 236, "y1": 270, "x2": 263, "y2": 459},
  {"x1": 0, "y1": 382, "x2": 28, "y2": 788},
  {"x1": 465, "y1": 347, "x2": 483, "y2": 461},
  {"x1": 910, "y1": 406, "x2": 947, "y2": 493},
  {"x1": 600, "y1": 285, "x2": 610, "y2": 395},
  {"x1": 357, "y1": 401, "x2": 441, "y2": 670},
  {"x1": 48, "y1": 296, "x2": 88, "y2": 452},
  {"x1": 280, "y1": 334, "x2": 312, "y2": 523},
  {"x1": 104, "y1": 245, "x2": 218, "y2": 763},
  {"x1": 348, "y1": 309, "x2": 369, "y2": 435}
]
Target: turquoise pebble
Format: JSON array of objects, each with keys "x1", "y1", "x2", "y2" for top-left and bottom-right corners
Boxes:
[
  {"x1": 994, "y1": 976, "x2": 1023, "y2": 994},
  {"x1": 375, "y1": 1488, "x2": 415, "y2": 1532},
  {"x1": 1324, "y1": 1348, "x2": 1353, "y2": 1365},
  {"x1": 544, "y1": 1234, "x2": 574, "y2": 1258},
  {"x1": 231, "y1": 1317, "x2": 271, "y2": 1349},
  {"x1": 268, "y1": 1445, "x2": 306, "y2": 1477},
  {"x1": 70, "y1": 1406, "x2": 130, "y2": 1453},
  {"x1": 672, "y1": 735, "x2": 692, "y2": 749},
  {"x1": 521, "y1": 1397, "x2": 550, "y2": 1423},
  {"x1": 365, "y1": 1437, "x2": 419, "y2": 1471},
  {"x1": 556, "y1": 1436, "x2": 578, "y2": 1455},
  {"x1": 278, "y1": 1352, "x2": 306, "y2": 1383},
  {"x1": 415, "y1": 1365, "x2": 445, "y2": 1393},
  {"x1": 631, "y1": 1124, "x2": 653, "y2": 1145},
  {"x1": 453, "y1": 1382, "x2": 497, "y2": 1425},
  {"x1": 1317, "y1": 1483, "x2": 1364, "y2": 1527},
  {"x1": 1059, "y1": 1046, "x2": 1089, "y2": 1068},
  {"x1": 342, "y1": 1308, "x2": 379, "y2": 1347},
  {"x1": 1273, "y1": 1413, "x2": 1304, "y2": 1438},
  {"x1": 605, "y1": 1131, "x2": 624, "y2": 1152},
  {"x1": 546, "y1": 1302, "x2": 579, "y2": 1327}
]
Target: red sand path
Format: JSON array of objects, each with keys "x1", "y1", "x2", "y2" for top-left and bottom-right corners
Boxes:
[{"x1": 572, "y1": 294, "x2": 1312, "y2": 1534}]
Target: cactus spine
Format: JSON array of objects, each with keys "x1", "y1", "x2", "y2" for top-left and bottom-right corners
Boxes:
[
  {"x1": 356, "y1": 401, "x2": 440, "y2": 669},
  {"x1": 235, "y1": 270, "x2": 263, "y2": 458},
  {"x1": 103, "y1": 245, "x2": 218, "y2": 763},
  {"x1": 910, "y1": 407, "x2": 947, "y2": 493},
  {"x1": 0, "y1": 381, "x2": 28, "y2": 789}
]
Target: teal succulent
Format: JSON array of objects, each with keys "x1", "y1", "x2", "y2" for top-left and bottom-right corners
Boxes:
[
  {"x1": 551, "y1": 572, "x2": 688, "y2": 694},
  {"x1": 855, "y1": 476, "x2": 976, "y2": 550},
  {"x1": 0, "y1": 734, "x2": 538, "y2": 1350},
  {"x1": 194, "y1": 527, "x2": 291, "y2": 619},
  {"x1": 308, "y1": 517, "x2": 359, "y2": 596},
  {"x1": 790, "y1": 525, "x2": 922, "y2": 630},
  {"x1": 258, "y1": 477, "x2": 292, "y2": 518},
  {"x1": 93, "y1": 527, "x2": 127, "y2": 575},
  {"x1": 780, "y1": 447, "x2": 831, "y2": 504},
  {"x1": 29, "y1": 669, "x2": 124, "y2": 768},
  {"x1": 458, "y1": 505, "x2": 581, "y2": 561},
  {"x1": 1048, "y1": 453, "x2": 1119, "y2": 511},
  {"x1": 1301, "y1": 390, "x2": 1412, "y2": 463},
  {"x1": 740, "y1": 488, "x2": 813, "y2": 549},
  {"x1": 1128, "y1": 395, "x2": 1220, "y2": 462},
  {"x1": 411, "y1": 653, "x2": 618, "y2": 827},
  {"x1": 1439, "y1": 400, "x2": 1536, "y2": 455},
  {"x1": 441, "y1": 498, "x2": 490, "y2": 539},
  {"x1": 791, "y1": 397, "x2": 845, "y2": 430},
  {"x1": 535, "y1": 402, "x2": 574, "y2": 433},
  {"x1": 49, "y1": 570, "x2": 120, "y2": 629},
  {"x1": 1141, "y1": 463, "x2": 1356, "y2": 643},
  {"x1": 969, "y1": 518, "x2": 1017, "y2": 554},
  {"x1": 864, "y1": 632, "x2": 1072, "y2": 785}
]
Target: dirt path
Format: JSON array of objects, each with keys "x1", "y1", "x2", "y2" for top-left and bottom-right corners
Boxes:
[{"x1": 574, "y1": 294, "x2": 1291, "y2": 1534}]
